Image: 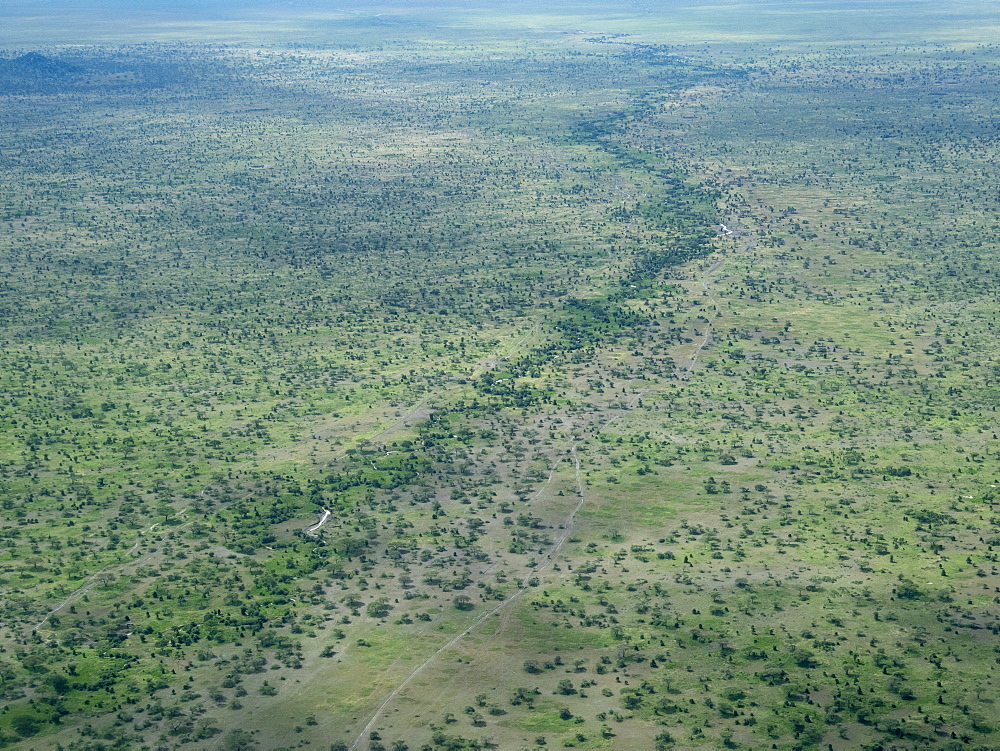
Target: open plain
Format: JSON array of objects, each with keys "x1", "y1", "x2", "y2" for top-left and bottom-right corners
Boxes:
[{"x1": 1, "y1": 1, "x2": 1000, "y2": 749}]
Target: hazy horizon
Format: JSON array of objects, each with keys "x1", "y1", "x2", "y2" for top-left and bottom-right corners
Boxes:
[{"x1": 3, "y1": 0, "x2": 997, "y2": 47}]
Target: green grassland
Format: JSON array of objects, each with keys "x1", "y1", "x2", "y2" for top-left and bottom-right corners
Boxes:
[{"x1": 2, "y1": 2, "x2": 1000, "y2": 750}]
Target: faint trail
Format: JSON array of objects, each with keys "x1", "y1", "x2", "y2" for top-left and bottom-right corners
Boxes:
[
  {"x1": 365, "y1": 399, "x2": 430, "y2": 447},
  {"x1": 685, "y1": 325, "x2": 714, "y2": 376},
  {"x1": 348, "y1": 575, "x2": 537, "y2": 749},
  {"x1": 681, "y1": 256, "x2": 724, "y2": 377},
  {"x1": 473, "y1": 320, "x2": 541, "y2": 376},
  {"x1": 33, "y1": 565, "x2": 120, "y2": 632},
  {"x1": 347, "y1": 446, "x2": 588, "y2": 751},
  {"x1": 679, "y1": 230, "x2": 754, "y2": 378},
  {"x1": 543, "y1": 446, "x2": 587, "y2": 557},
  {"x1": 33, "y1": 518, "x2": 192, "y2": 632}
]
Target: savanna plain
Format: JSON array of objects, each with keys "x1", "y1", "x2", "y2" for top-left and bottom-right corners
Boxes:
[{"x1": 2, "y1": 1, "x2": 1000, "y2": 749}]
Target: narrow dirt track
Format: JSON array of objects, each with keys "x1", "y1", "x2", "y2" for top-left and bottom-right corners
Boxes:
[{"x1": 348, "y1": 385, "x2": 648, "y2": 749}]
